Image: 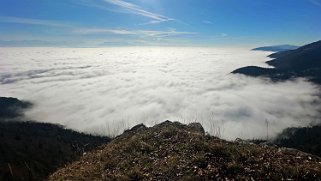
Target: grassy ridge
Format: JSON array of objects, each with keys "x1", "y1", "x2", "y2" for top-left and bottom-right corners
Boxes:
[{"x1": 49, "y1": 121, "x2": 321, "y2": 180}]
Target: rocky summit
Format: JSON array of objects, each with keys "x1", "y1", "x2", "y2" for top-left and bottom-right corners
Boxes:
[{"x1": 49, "y1": 121, "x2": 321, "y2": 180}]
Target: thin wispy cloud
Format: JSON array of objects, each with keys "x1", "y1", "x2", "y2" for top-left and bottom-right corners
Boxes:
[
  {"x1": 75, "y1": 0, "x2": 173, "y2": 24},
  {"x1": 138, "y1": 19, "x2": 169, "y2": 25},
  {"x1": 0, "y1": 15, "x2": 196, "y2": 46},
  {"x1": 0, "y1": 16, "x2": 194, "y2": 37},
  {"x1": 137, "y1": 30, "x2": 197, "y2": 37},
  {"x1": 102, "y1": 0, "x2": 173, "y2": 24},
  {"x1": 202, "y1": 20, "x2": 213, "y2": 25},
  {"x1": 0, "y1": 16, "x2": 73, "y2": 28},
  {"x1": 220, "y1": 33, "x2": 228, "y2": 37},
  {"x1": 73, "y1": 28, "x2": 197, "y2": 38},
  {"x1": 73, "y1": 28, "x2": 136, "y2": 35},
  {"x1": 75, "y1": 0, "x2": 124, "y2": 14},
  {"x1": 309, "y1": 0, "x2": 321, "y2": 7}
]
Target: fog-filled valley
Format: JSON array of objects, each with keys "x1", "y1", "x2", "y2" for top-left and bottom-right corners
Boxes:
[{"x1": 1, "y1": 47, "x2": 320, "y2": 139}]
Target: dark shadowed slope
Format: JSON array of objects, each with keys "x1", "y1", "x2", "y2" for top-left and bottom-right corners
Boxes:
[
  {"x1": 266, "y1": 40, "x2": 321, "y2": 69},
  {"x1": 0, "y1": 97, "x2": 32, "y2": 119},
  {"x1": 274, "y1": 125, "x2": 321, "y2": 157},
  {"x1": 49, "y1": 121, "x2": 321, "y2": 180},
  {"x1": 232, "y1": 40, "x2": 321, "y2": 84},
  {"x1": 252, "y1": 45, "x2": 299, "y2": 52},
  {"x1": 0, "y1": 97, "x2": 110, "y2": 181}
]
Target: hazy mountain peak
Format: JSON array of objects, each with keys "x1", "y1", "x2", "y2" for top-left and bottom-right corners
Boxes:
[
  {"x1": 233, "y1": 40, "x2": 321, "y2": 84},
  {"x1": 252, "y1": 45, "x2": 299, "y2": 52}
]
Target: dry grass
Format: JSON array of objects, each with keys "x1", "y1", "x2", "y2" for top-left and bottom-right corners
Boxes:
[{"x1": 48, "y1": 121, "x2": 321, "y2": 180}]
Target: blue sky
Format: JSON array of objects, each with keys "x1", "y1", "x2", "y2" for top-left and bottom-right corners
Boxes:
[{"x1": 0, "y1": 0, "x2": 321, "y2": 47}]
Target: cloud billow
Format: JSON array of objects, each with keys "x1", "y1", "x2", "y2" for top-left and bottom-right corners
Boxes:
[{"x1": 0, "y1": 47, "x2": 320, "y2": 139}]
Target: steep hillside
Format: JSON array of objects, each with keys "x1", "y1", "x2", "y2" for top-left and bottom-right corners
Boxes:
[
  {"x1": 274, "y1": 125, "x2": 321, "y2": 157},
  {"x1": 0, "y1": 97, "x2": 32, "y2": 119},
  {"x1": 0, "y1": 121, "x2": 110, "y2": 181},
  {"x1": 232, "y1": 40, "x2": 321, "y2": 84},
  {"x1": 266, "y1": 40, "x2": 321, "y2": 69},
  {"x1": 49, "y1": 121, "x2": 321, "y2": 180},
  {"x1": 0, "y1": 97, "x2": 110, "y2": 181}
]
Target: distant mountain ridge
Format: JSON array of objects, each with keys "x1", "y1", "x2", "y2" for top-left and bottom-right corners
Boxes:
[
  {"x1": 252, "y1": 45, "x2": 299, "y2": 52},
  {"x1": 233, "y1": 40, "x2": 321, "y2": 84}
]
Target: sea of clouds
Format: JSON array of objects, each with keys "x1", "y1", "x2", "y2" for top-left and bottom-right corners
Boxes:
[{"x1": 0, "y1": 47, "x2": 320, "y2": 139}]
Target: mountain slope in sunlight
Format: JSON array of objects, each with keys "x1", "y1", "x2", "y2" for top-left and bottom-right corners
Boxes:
[{"x1": 49, "y1": 121, "x2": 321, "y2": 180}]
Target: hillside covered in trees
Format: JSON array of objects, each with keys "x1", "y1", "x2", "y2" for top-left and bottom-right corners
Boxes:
[{"x1": 0, "y1": 97, "x2": 110, "y2": 181}]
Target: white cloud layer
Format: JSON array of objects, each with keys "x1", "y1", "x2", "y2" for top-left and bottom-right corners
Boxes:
[{"x1": 0, "y1": 47, "x2": 320, "y2": 139}]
